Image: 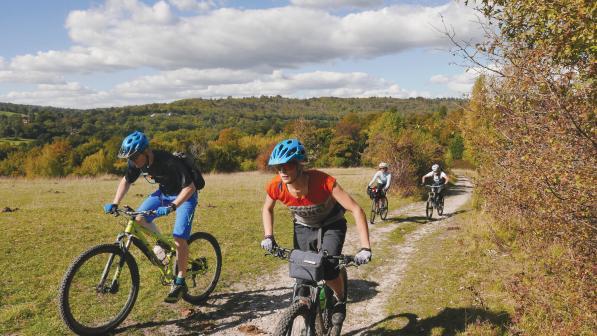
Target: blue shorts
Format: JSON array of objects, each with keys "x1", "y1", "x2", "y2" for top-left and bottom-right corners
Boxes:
[{"x1": 137, "y1": 190, "x2": 198, "y2": 240}]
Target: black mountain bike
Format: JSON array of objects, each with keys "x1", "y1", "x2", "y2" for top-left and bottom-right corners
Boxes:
[
  {"x1": 58, "y1": 206, "x2": 222, "y2": 335},
  {"x1": 367, "y1": 186, "x2": 388, "y2": 224},
  {"x1": 267, "y1": 246, "x2": 356, "y2": 336},
  {"x1": 425, "y1": 185, "x2": 444, "y2": 219}
]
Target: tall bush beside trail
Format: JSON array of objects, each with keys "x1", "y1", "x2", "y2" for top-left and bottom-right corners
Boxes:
[
  {"x1": 364, "y1": 127, "x2": 442, "y2": 195},
  {"x1": 461, "y1": 0, "x2": 596, "y2": 333}
]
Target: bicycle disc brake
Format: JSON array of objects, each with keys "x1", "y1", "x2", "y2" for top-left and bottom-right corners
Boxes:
[{"x1": 189, "y1": 257, "x2": 208, "y2": 287}]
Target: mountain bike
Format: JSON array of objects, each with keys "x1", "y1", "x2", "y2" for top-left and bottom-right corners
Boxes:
[
  {"x1": 267, "y1": 246, "x2": 356, "y2": 336},
  {"x1": 58, "y1": 206, "x2": 222, "y2": 336},
  {"x1": 367, "y1": 186, "x2": 388, "y2": 224},
  {"x1": 425, "y1": 185, "x2": 444, "y2": 219}
]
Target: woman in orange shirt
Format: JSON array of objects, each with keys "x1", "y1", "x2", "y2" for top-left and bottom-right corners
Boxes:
[{"x1": 260, "y1": 139, "x2": 372, "y2": 328}]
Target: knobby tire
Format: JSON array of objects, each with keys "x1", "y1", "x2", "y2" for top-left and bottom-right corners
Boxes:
[
  {"x1": 58, "y1": 243, "x2": 139, "y2": 336},
  {"x1": 182, "y1": 231, "x2": 222, "y2": 305},
  {"x1": 426, "y1": 199, "x2": 433, "y2": 219},
  {"x1": 370, "y1": 198, "x2": 377, "y2": 224},
  {"x1": 379, "y1": 197, "x2": 389, "y2": 220},
  {"x1": 273, "y1": 301, "x2": 313, "y2": 336}
]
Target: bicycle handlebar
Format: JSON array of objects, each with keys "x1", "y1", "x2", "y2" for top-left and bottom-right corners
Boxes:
[
  {"x1": 109, "y1": 205, "x2": 156, "y2": 217},
  {"x1": 266, "y1": 246, "x2": 357, "y2": 267}
]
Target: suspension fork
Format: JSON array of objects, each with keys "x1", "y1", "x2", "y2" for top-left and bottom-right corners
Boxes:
[{"x1": 97, "y1": 233, "x2": 133, "y2": 291}]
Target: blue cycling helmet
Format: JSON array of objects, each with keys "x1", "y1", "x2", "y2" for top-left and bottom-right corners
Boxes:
[
  {"x1": 268, "y1": 139, "x2": 307, "y2": 165},
  {"x1": 118, "y1": 131, "x2": 149, "y2": 159}
]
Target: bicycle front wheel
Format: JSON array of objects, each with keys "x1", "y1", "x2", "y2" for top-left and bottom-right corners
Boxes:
[
  {"x1": 437, "y1": 198, "x2": 444, "y2": 216},
  {"x1": 425, "y1": 199, "x2": 433, "y2": 219},
  {"x1": 273, "y1": 301, "x2": 314, "y2": 336},
  {"x1": 380, "y1": 197, "x2": 389, "y2": 220},
  {"x1": 58, "y1": 243, "x2": 139, "y2": 336},
  {"x1": 370, "y1": 199, "x2": 377, "y2": 224},
  {"x1": 183, "y1": 232, "x2": 222, "y2": 305}
]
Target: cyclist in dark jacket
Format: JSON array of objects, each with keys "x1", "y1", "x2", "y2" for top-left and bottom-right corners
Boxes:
[{"x1": 103, "y1": 131, "x2": 198, "y2": 303}]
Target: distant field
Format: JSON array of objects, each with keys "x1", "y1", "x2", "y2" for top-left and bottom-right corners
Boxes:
[
  {"x1": 0, "y1": 137, "x2": 34, "y2": 145},
  {"x1": 0, "y1": 110, "x2": 22, "y2": 117},
  {"x1": 0, "y1": 167, "x2": 402, "y2": 335}
]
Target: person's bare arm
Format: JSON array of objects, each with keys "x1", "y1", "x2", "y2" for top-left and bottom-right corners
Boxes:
[
  {"x1": 262, "y1": 194, "x2": 276, "y2": 237},
  {"x1": 331, "y1": 183, "x2": 370, "y2": 249}
]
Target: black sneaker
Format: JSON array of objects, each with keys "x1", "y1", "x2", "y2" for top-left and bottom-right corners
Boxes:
[
  {"x1": 331, "y1": 301, "x2": 346, "y2": 326},
  {"x1": 164, "y1": 282, "x2": 188, "y2": 303}
]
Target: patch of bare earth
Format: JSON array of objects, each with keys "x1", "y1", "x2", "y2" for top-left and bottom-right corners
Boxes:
[{"x1": 158, "y1": 174, "x2": 472, "y2": 335}]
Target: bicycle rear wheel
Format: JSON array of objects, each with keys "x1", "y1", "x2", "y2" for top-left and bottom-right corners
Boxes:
[
  {"x1": 58, "y1": 243, "x2": 139, "y2": 336},
  {"x1": 183, "y1": 232, "x2": 222, "y2": 304},
  {"x1": 273, "y1": 301, "x2": 314, "y2": 336},
  {"x1": 369, "y1": 199, "x2": 377, "y2": 224},
  {"x1": 425, "y1": 199, "x2": 433, "y2": 219},
  {"x1": 315, "y1": 267, "x2": 348, "y2": 336},
  {"x1": 437, "y1": 197, "x2": 444, "y2": 216},
  {"x1": 379, "y1": 197, "x2": 389, "y2": 220}
]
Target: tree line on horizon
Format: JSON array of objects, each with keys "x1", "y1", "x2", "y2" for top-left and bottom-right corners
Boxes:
[{"x1": 0, "y1": 96, "x2": 466, "y2": 195}]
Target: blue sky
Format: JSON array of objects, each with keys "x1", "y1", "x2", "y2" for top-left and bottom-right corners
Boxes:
[{"x1": 0, "y1": 0, "x2": 483, "y2": 108}]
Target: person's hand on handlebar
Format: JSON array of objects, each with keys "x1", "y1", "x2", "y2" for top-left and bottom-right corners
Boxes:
[
  {"x1": 354, "y1": 248, "x2": 372, "y2": 265},
  {"x1": 103, "y1": 203, "x2": 118, "y2": 214},
  {"x1": 261, "y1": 235, "x2": 277, "y2": 252}
]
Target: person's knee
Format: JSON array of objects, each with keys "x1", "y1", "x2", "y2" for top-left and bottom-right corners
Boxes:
[{"x1": 174, "y1": 237, "x2": 188, "y2": 247}]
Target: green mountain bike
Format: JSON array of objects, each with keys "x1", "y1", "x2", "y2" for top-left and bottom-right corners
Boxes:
[
  {"x1": 267, "y1": 246, "x2": 356, "y2": 336},
  {"x1": 58, "y1": 206, "x2": 222, "y2": 336}
]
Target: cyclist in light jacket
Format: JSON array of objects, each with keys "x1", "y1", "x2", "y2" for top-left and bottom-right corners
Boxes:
[{"x1": 368, "y1": 162, "x2": 392, "y2": 195}]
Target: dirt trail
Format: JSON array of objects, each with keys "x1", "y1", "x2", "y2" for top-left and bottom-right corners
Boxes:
[{"x1": 154, "y1": 174, "x2": 473, "y2": 335}]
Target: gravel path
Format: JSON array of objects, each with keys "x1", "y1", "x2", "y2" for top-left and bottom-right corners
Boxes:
[{"x1": 153, "y1": 173, "x2": 473, "y2": 335}]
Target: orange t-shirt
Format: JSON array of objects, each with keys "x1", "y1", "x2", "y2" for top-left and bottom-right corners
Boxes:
[{"x1": 266, "y1": 170, "x2": 344, "y2": 227}]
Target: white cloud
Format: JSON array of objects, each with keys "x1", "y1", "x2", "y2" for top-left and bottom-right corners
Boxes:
[
  {"x1": 1, "y1": 70, "x2": 424, "y2": 108},
  {"x1": 429, "y1": 74, "x2": 449, "y2": 84},
  {"x1": 168, "y1": 0, "x2": 215, "y2": 11},
  {"x1": 430, "y1": 68, "x2": 482, "y2": 95},
  {"x1": 0, "y1": 1, "x2": 481, "y2": 106},
  {"x1": 2, "y1": 1, "x2": 483, "y2": 77},
  {"x1": 291, "y1": 0, "x2": 384, "y2": 9}
]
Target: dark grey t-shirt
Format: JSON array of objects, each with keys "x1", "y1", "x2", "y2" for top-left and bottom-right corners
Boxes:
[{"x1": 125, "y1": 150, "x2": 193, "y2": 196}]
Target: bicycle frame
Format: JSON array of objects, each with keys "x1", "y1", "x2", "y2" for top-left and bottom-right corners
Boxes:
[
  {"x1": 106, "y1": 210, "x2": 179, "y2": 288},
  {"x1": 426, "y1": 185, "x2": 441, "y2": 207}
]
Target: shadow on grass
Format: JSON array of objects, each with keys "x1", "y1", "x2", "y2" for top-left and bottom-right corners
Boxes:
[
  {"x1": 384, "y1": 215, "x2": 439, "y2": 225},
  {"x1": 345, "y1": 307, "x2": 511, "y2": 336},
  {"x1": 348, "y1": 279, "x2": 380, "y2": 304},
  {"x1": 116, "y1": 286, "x2": 293, "y2": 334}
]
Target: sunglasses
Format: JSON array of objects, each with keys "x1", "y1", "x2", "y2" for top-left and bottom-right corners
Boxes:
[
  {"x1": 129, "y1": 153, "x2": 142, "y2": 161},
  {"x1": 274, "y1": 163, "x2": 296, "y2": 172}
]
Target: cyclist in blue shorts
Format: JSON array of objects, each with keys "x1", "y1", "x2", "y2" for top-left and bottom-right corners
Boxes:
[{"x1": 103, "y1": 131, "x2": 198, "y2": 303}]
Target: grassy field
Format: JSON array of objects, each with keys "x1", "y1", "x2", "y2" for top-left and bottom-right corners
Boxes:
[
  {"x1": 0, "y1": 111, "x2": 23, "y2": 117},
  {"x1": 0, "y1": 167, "x2": 400, "y2": 335},
  {"x1": 0, "y1": 138, "x2": 34, "y2": 146}
]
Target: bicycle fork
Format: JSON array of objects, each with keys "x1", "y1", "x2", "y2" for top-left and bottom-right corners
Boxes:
[{"x1": 96, "y1": 234, "x2": 134, "y2": 294}]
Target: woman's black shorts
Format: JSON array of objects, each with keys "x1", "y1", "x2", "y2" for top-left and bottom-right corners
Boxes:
[{"x1": 293, "y1": 219, "x2": 347, "y2": 281}]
